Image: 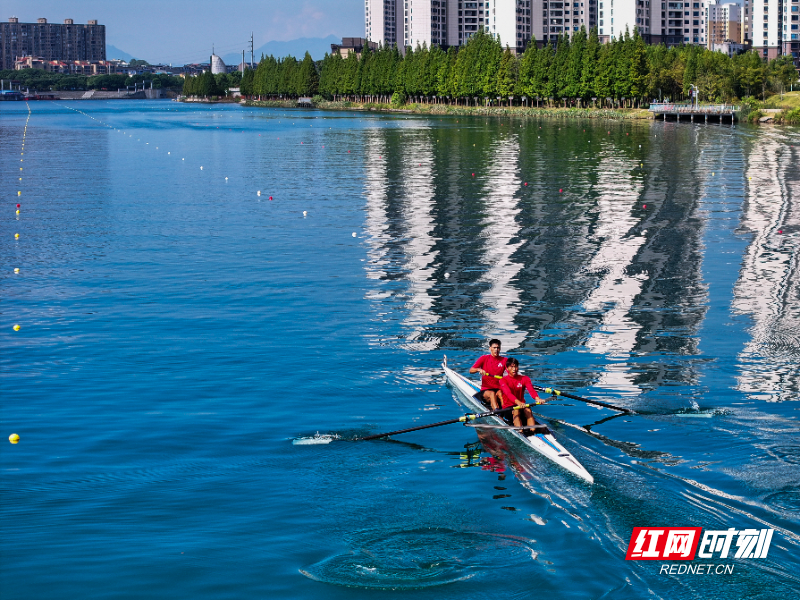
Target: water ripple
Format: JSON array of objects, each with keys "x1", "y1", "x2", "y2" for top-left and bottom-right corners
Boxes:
[{"x1": 300, "y1": 527, "x2": 537, "y2": 589}]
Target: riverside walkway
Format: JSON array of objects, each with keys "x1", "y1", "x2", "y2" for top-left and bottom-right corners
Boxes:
[{"x1": 649, "y1": 103, "x2": 739, "y2": 123}]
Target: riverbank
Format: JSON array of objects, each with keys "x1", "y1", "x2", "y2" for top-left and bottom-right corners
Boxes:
[{"x1": 243, "y1": 98, "x2": 652, "y2": 120}]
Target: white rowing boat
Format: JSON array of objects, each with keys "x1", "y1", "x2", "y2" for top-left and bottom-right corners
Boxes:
[{"x1": 443, "y1": 357, "x2": 594, "y2": 484}]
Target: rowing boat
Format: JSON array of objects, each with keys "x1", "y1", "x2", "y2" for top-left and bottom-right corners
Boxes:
[{"x1": 442, "y1": 357, "x2": 594, "y2": 484}]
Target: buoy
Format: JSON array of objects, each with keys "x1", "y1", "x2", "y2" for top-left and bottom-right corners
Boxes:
[
  {"x1": 14, "y1": 268, "x2": 19, "y2": 274},
  {"x1": 524, "y1": 182, "x2": 528, "y2": 186},
  {"x1": 269, "y1": 196, "x2": 273, "y2": 200},
  {"x1": 444, "y1": 272, "x2": 450, "y2": 278},
  {"x1": 303, "y1": 211, "x2": 307, "y2": 216},
  {"x1": 200, "y1": 166, "x2": 203, "y2": 170},
  {"x1": 472, "y1": 173, "x2": 475, "y2": 177},
  {"x1": 352, "y1": 232, "x2": 357, "y2": 237},
  {"x1": 168, "y1": 152, "x2": 170, "y2": 155},
  {"x1": 778, "y1": 230, "x2": 783, "y2": 234},
  {"x1": 643, "y1": 204, "x2": 647, "y2": 208},
  {"x1": 225, "y1": 177, "x2": 228, "y2": 180},
  {"x1": 182, "y1": 158, "x2": 185, "y2": 161},
  {"x1": 15, "y1": 233, "x2": 19, "y2": 239},
  {"x1": 559, "y1": 189, "x2": 563, "y2": 193},
  {"x1": 257, "y1": 191, "x2": 261, "y2": 196},
  {"x1": 16, "y1": 210, "x2": 19, "y2": 215},
  {"x1": 18, "y1": 191, "x2": 21, "y2": 196},
  {"x1": 712, "y1": 172, "x2": 715, "y2": 176},
  {"x1": 13, "y1": 325, "x2": 20, "y2": 331},
  {"x1": 9, "y1": 434, "x2": 19, "y2": 444}
]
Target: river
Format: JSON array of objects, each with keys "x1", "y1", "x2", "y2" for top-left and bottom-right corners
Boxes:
[{"x1": 1, "y1": 100, "x2": 799, "y2": 599}]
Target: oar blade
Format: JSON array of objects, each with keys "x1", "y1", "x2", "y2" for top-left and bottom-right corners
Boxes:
[{"x1": 293, "y1": 433, "x2": 340, "y2": 445}]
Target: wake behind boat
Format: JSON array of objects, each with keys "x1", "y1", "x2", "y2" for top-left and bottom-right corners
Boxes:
[{"x1": 443, "y1": 357, "x2": 594, "y2": 484}]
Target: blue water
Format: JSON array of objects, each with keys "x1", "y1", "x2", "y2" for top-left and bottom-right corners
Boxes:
[{"x1": 2, "y1": 100, "x2": 799, "y2": 599}]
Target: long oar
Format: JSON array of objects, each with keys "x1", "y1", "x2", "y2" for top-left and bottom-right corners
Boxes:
[
  {"x1": 358, "y1": 403, "x2": 538, "y2": 441},
  {"x1": 483, "y1": 374, "x2": 635, "y2": 414}
]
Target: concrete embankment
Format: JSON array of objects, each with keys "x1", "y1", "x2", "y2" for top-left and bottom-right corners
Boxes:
[{"x1": 49, "y1": 89, "x2": 171, "y2": 100}]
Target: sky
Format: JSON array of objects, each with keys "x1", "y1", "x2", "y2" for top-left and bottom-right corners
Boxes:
[{"x1": 6, "y1": 0, "x2": 363, "y2": 64}]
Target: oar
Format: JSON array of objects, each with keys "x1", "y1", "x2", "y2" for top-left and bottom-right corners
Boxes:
[
  {"x1": 358, "y1": 403, "x2": 538, "y2": 441},
  {"x1": 483, "y1": 374, "x2": 635, "y2": 414},
  {"x1": 292, "y1": 403, "x2": 539, "y2": 445}
]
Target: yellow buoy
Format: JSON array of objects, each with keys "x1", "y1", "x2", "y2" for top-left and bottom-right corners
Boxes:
[
  {"x1": 13, "y1": 324, "x2": 21, "y2": 331},
  {"x1": 9, "y1": 434, "x2": 19, "y2": 444},
  {"x1": 16, "y1": 210, "x2": 20, "y2": 215},
  {"x1": 14, "y1": 268, "x2": 20, "y2": 274},
  {"x1": 15, "y1": 233, "x2": 20, "y2": 239}
]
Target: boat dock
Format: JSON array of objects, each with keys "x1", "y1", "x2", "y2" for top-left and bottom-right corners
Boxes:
[{"x1": 649, "y1": 103, "x2": 739, "y2": 123}]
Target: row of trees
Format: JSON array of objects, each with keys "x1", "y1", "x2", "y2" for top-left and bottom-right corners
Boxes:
[
  {"x1": 236, "y1": 28, "x2": 798, "y2": 106},
  {"x1": 181, "y1": 71, "x2": 242, "y2": 98},
  {"x1": 0, "y1": 69, "x2": 184, "y2": 91}
]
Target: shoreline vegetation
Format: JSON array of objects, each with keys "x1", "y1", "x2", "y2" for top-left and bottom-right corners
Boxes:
[
  {"x1": 187, "y1": 28, "x2": 799, "y2": 124},
  {"x1": 242, "y1": 98, "x2": 653, "y2": 120}
]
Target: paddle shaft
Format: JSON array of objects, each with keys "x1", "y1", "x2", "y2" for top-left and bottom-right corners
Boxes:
[
  {"x1": 533, "y1": 385, "x2": 635, "y2": 414},
  {"x1": 359, "y1": 403, "x2": 537, "y2": 441},
  {"x1": 478, "y1": 372, "x2": 634, "y2": 414}
]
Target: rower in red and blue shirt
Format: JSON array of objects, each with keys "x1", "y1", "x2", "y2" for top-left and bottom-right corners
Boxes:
[
  {"x1": 498, "y1": 357, "x2": 547, "y2": 432},
  {"x1": 469, "y1": 338, "x2": 507, "y2": 410}
]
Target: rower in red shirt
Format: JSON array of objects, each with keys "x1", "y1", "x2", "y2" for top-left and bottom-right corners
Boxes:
[
  {"x1": 498, "y1": 357, "x2": 547, "y2": 432},
  {"x1": 469, "y1": 339, "x2": 507, "y2": 410}
]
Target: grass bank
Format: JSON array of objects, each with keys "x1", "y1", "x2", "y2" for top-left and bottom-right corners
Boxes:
[{"x1": 244, "y1": 98, "x2": 652, "y2": 120}]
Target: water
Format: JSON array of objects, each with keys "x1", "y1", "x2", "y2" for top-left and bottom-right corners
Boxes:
[{"x1": 1, "y1": 100, "x2": 799, "y2": 599}]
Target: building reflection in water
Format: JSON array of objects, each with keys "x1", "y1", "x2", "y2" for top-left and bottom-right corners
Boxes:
[
  {"x1": 734, "y1": 136, "x2": 799, "y2": 402},
  {"x1": 359, "y1": 124, "x2": 711, "y2": 406},
  {"x1": 396, "y1": 131, "x2": 441, "y2": 350},
  {"x1": 476, "y1": 137, "x2": 526, "y2": 350},
  {"x1": 581, "y1": 150, "x2": 648, "y2": 397}
]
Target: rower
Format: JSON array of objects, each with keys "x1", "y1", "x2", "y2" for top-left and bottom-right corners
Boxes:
[
  {"x1": 469, "y1": 338, "x2": 507, "y2": 410},
  {"x1": 497, "y1": 358, "x2": 547, "y2": 433}
]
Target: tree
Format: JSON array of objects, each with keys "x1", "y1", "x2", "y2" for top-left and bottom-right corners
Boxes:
[
  {"x1": 497, "y1": 47, "x2": 516, "y2": 102},
  {"x1": 297, "y1": 51, "x2": 319, "y2": 96}
]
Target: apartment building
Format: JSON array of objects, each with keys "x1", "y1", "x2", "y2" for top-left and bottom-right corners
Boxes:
[
  {"x1": 0, "y1": 17, "x2": 105, "y2": 70},
  {"x1": 598, "y1": 1, "x2": 705, "y2": 45},
  {"x1": 750, "y1": 0, "x2": 800, "y2": 60},
  {"x1": 365, "y1": 0, "x2": 401, "y2": 48},
  {"x1": 705, "y1": 0, "x2": 742, "y2": 49},
  {"x1": 367, "y1": 1, "x2": 599, "y2": 52}
]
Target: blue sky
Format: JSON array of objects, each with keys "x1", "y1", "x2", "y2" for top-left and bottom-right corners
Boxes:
[{"x1": 7, "y1": 0, "x2": 362, "y2": 64}]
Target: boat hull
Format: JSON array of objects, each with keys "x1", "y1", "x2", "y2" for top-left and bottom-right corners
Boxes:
[{"x1": 443, "y1": 360, "x2": 594, "y2": 484}]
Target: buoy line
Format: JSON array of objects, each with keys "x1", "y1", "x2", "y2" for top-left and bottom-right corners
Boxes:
[{"x1": 9, "y1": 101, "x2": 31, "y2": 444}]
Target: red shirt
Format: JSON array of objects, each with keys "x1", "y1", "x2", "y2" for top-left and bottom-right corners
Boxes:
[
  {"x1": 472, "y1": 355, "x2": 508, "y2": 390},
  {"x1": 499, "y1": 374, "x2": 539, "y2": 408}
]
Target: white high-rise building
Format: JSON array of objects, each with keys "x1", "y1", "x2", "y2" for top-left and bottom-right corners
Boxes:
[
  {"x1": 598, "y1": 0, "x2": 705, "y2": 46},
  {"x1": 537, "y1": 0, "x2": 597, "y2": 43},
  {"x1": 705, "y1": 0, "x2": 742, "y2": 48},
  {"x1": 751, "y1": 0, "x2": 800, "y2": 60},
  {"x1": 366, "y1": 0, "x2": 402, "y2": 48},
  {"x1": 402, "y1": 0, "x2": 450, "y2": 48}
]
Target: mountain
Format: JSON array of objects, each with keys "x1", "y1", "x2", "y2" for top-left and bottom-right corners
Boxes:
[
  {"x1": 106, "y1": 45, "x2": 137, "y2": 62},
  {"x1": 221, "y1": 35, "x2": 340, "y2": 65}
]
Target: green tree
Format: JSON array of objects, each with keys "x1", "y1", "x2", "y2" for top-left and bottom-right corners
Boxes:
[{"x1": 297, "y1": 51, "x2": 319, "y2": 96}]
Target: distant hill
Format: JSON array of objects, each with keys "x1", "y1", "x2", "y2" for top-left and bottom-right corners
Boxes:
[
  {"x1": 107, "y1": 45, "x2": 136, "y2": 62},
  {"x1": 222, "y1": 35, "x2": 340, "y2": 65}
]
